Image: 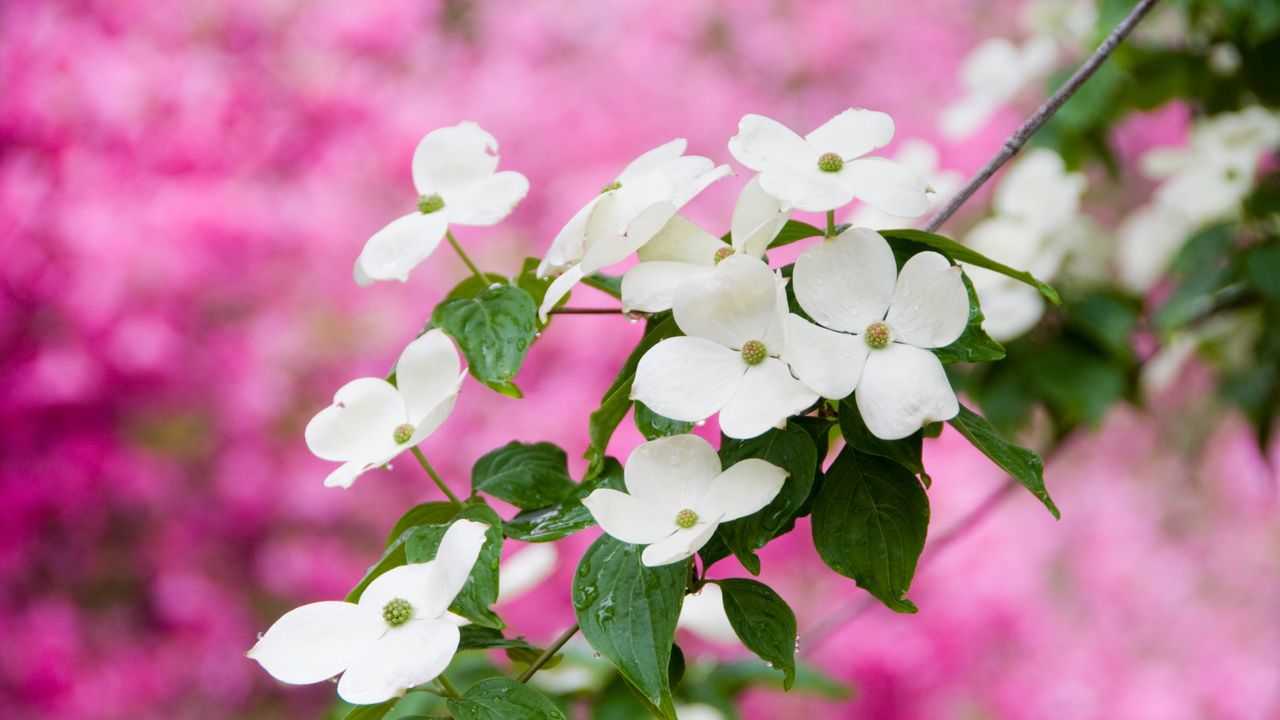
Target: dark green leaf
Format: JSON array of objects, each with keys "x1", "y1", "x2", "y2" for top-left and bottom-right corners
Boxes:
[
  {"x1": 1020, "y1": 341, "x2": 1126, "y2": 427},
  {"x1": 457, "y1": 625, "x2": 540, "y2": 653},
  {"x1": 582, "y1": 273, "x2": 624, "y2": 299},
  {"x1": 514, "y1": 257, "x2": 558, "y2": 311},
  {"x1": 667, "y1": 643, "x2": 686, "y2": 691},
  {"x1": 705, "y1": 661, "x2": 851, "y2": 700},
  {"x1": 433, "y1": 284, "x2": 539, "y2": 398},
  {"x1": 346, "y1": 533, "x2": 411, "y2": 603},
  {"x1": 504, "y1": 458, "x2": 625, "y2": 542},
  {"x1": 341, "y1": 700, "x2": 397, "y2": 720},
  {"x1": 1065, "y1": 290, "x2": 1141, "y2": 366},
  {"x1": 766, "y1": 220, "x2": 825, "y2": 249},
  {"x1": 1245, "y1": 242, "x2": 1280, "y2": 300},
  {"x1": 717, "y1": 578, "x2": 798, "y2": 689},
  {"x1": 573, "y1": 536, "x2": 686, "y2": 719},
  {"x1": 634, "y1": 401, "x2": 694, "y2": 440},
  {"x1": 948, "y1": 404, "x2": 1060, "y2": 518},
  {"x1": 838, "y1": 397, "x2": 924, "y2": 476},
  {"x1": 447, "y1": 678, "x2": 567, "y2": 720},
  {"x1": 383, "y1": 502, "x2": 459, "y2": 549},
  {"x1": 472, "y1": 441, "x2": 576, "y2": 509},
  {"x1": 811, "y1": 447, "x2": 929, "y2": 613},
  {"x1": 881, "y1": 229, "x2": 1060, "y2": 304},
  {"x1": 404, "y1": 505, "x2": 505, "y2": 628}
]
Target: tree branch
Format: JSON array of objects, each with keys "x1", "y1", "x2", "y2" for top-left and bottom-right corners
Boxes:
[
  {"x1": 517, "y1": 623, "x2": 580, "y2": 683},
  {"x1": 923, "y1": 0, "x2": 1162, "y2": 233}
]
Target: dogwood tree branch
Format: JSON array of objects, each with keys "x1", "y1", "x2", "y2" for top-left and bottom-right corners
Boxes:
[
  {"x1": 923, "y1": 0, "x2": 1162, "y2": 233},
  {"x1": 517, "y1": 622, "x2": 580, "y2": 682}
]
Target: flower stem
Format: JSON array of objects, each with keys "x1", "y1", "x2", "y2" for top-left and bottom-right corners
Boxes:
[
  {"x1": 411, "y1": 447, "x2": 463, "y2": 506},
  {"x1": 547, "y1": 307, "x2": 625, "y2": 315},
  {"x1": 517, "y1": 623, "x2": 580, "y2": 683},
  {"x1": 825, "y1": 209, "x2": 836, "y2": 237},
  {"x1": 436, "y1": 674, "x2": 462, "y2": 699},
  {"x1": 923, "y1": 0, "x2": 1161, "y2": 233},
  {"x1": 446, "y1": 230, "x2": 488, "y2": 282}
]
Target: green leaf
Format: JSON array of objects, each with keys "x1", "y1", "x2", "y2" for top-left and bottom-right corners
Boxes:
[
  {"x1": 881, "y1": 228, "x2": 1060, "y2": 304},
  {"x1": 701, "y1": 423, "x2": 818, "y2": 573},
  {"x1": 948, "y1": 404, "x2": 1060, "y2": 518},
  {"x1": 573, "y1": 536, "x2": 686, "y2": 719},
  {"x1": 445, "y1": 273, "x2": 508, "y2": 301},
  {"x1": 504, "y1": 458, "x2": 624, "y2": 543},
  {"x1": 457, "y1": 625, "x2": 538, "y2": 652},
  {"x1": 514, "y1": 257, "x2": 557, "y2": 311},
  {"x1": 433, "y1": 284, "x2": 538, "y2": 398},
  {"x1": 582, "y1": 272, "x2": 624, "y2": 299},
  {"x1": 766, "y1": 220, "x2": 825, "y2": 249},
  {"x1": 634, "y1": 401, "x2": 694, "y2": 440},
  {"x1": 404, "y1": 505, "x2": 505, "y2": 628},
  {"x1": 811, "y1": 447, "x2": 929, "y2": 613},
  {"x1": 717, "y1": 578, "x2": 798, "y2": 689},
  {"x1": 383, "y1": 502, "x2": 459, "y2": 549},
  {"x1": 1019, "y1": 340, "x2": 1126, "y2": 428},
  {"x1": 933, "y1": 271, "x2": 1006, "y2": 364},
  {"x1": 341, "y1": 700, "x2": 397, "y2": 720},
  {"x1": 472, "y1": 441, "x2": 576, "y2": 510},
  {"x1": 705, "y1": 660, "x2": 850, "y2": 700},
  {"x1": 1065, "y1": 290, "x2": 1141, "y2": 366},
  {"x1": 346, "y1": 532, "x2": 413, "y2": 603},
  {"x1": 447, "y1": 678, "x2": 567, "y2": 720},
  {"x1": 838, "y1": 398, "x2": 924, "y2": 476},
  {"x1": 585, "y1": 314, "x2": 682, "y2": 477}
]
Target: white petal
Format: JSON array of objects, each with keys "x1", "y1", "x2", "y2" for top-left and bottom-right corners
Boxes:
[
  {"x1": 856, "y1": 344, "x2": 959, "y2": 440},
  {"x1": 637, "y1": 215, "x2": 725, "y2": 265},
  {"x1": 993, "y1": 149, "x2": 1086, "y2": 232},
  {"x1": 323, "y1": 461, "x2": 368, "y2": 489},
  {"x1": 728, "y1": 114, "x2": 816, "y2": 172},
  {"x1": 719, "y1": 359, "x2": 818, "y2": 440},
  {"x1": 700, "y1": 459, "x2": 787, "y2": 522},
  {"x1": 358, "y1": 562, "x2": 440, "y2": 613},
  {"x1": 582, "y1": 488, "x2": 679, "y2": 545},
  {"x1": 538, "y1": 198, "x2": 598, "y2": 276},
  {"x1": 356, "y1": 213, "x2": 449, "y2": 284},
  {"x1": 412, "y1": 122, "x2": 499, "y2": 197},
  {"x1": 538, "y1": 265, "x2": 584, "y2": 322},
  {"x1": 617, "y1": 138, "x2": 688, "y2": 185},
  {"x1": 804, "y1": 108, "x2": 895, "y2": 160},
  {"x1": 672, "y1": 254, "x2": 781, "y2": 349},
  {"x1": 783, "y1": 314, "x2": 868, "y2": 399},
  {"x1": 632, "y1": 337, "x2": 745, "y2": 423},
  {"x1": 792, "y1": 228, "x2": 896, "y2": 333},
  {"x1": 419, "y1": 519, "x2": 492, "y2": 618},
  {"x1": 1116, "y1": 203, "x2": 1194, "y2": 293},
  {"x1": 758, "y1": 164, "x2": 853, "y2": 213},
  {"x1": 625, "y1": 434, "x2": 723, "y2": 513},
  {"x1": 579, "y1": 200, "x2": 678, "y2": 274},
  {"x1": 640, "y1": 521, "x2": 720, "y2": 567},
  {"x1": 841, "y1": 157, "x2": 932, "y2": 218},
  {"x1": 967, "y1": 268, "x2": 1044, "y2": 342},
  {"x1": 408, "y1": 389, "x2": 462, "y2": 446},
  {"x1": 678, "y1": 584, "x2": 738, "y2": 644},
  {"x1": 622, "y1": 261, "x2": 713, "y2": 314},
  {"x1": 939, "y1": 94, "x2": 999, "y2": 140},
  {"x1": 731, "y1": 175, "x2": 792, "y2": 257},
  {"x1": 445, "y1": 171, "x2": 530, "y2": 226},
  {"x1": 665, "y1": 159, "x2": 733, "y2": 209},
  {"x1": 496, "y1": 544, "x2": 558, "y2": 605},
  {"x1": 247, "y1": 601, "x2": 383, "y2": 685},
  {"x1": 885, "y1": 252, "x2": 969, "y2": 349},
  {"x1": 305, "y1": 378, "x2": 406, "y2": 463},
  {"x1": 395, "y1": 330, "x2": 463, "y2": 424},
  {"x1": 336, "y1": 619, "x2": 460, "y2": 705}
]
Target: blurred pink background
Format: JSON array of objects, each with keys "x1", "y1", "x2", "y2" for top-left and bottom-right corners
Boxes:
[{"x1": 3, "y1": 0, "x2": 1278, "y2": 718}]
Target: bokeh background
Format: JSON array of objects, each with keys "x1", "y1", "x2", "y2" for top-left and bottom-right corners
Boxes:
[{"x1": 3, "y1": 0, "x2": 1278, "y2": 718}]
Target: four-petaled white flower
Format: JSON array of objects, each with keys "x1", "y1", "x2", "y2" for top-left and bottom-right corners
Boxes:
[
  {"x1": 621, "y1": 176, "x2": 791, "y2": 313},
  {"x1": 355, "y1": 122, "x2": 529, "y2": 285},
  {"x1": 305, "y1": 329, "x2": 465, "y2": 488},
  {"x1": 581, "y1": 435, "x2": 786, "y2": 566},
  {"x1": 536, "y1": 139, "x2": 731, "y2": 320},
  {"x1": 631, "y1": 255, "x2": 820, "y2": 439},
  {"x1": 785, "y1": 228, "x2": 968, "y2": 440},
  {"x1": 247, "y1": 519, "x2": 489, "y2": 705},
  {"x1": 728, "y1": 109, "x2": 932, "y2": 215},
  {"x1": 939, "y1": 37, "x2": 1058, "y2": 140}
]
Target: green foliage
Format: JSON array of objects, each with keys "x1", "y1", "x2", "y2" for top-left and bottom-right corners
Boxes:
[
  {"x1": 404, "y1": 504, "x2": 505, "y2": 628},
  {"x1": 434, "y1": 284, "x2": 539, "y2": 398},
  {"x1": 582, "y1": 272, "x2": 624, "y2": 299},
  {"x1": 341, "y1": 700, "x2": 397, "y2": 720},
  {"x1": 811, "y1": 447, "x2": 929, "y2": 613},
  {"x1": 504, "y1": 457, "x2": 625, "y2": 542},
  {"x1": 472, "y1": 441, "x2": 577, "y2": 509},
  {"x1": 573, "y1": 536, "x2": 687, "y2": 719},
  {"x1": 717, "y1": 578, "x2": 798, "y2": 689},
  {"x1": 934, "y1": 272, "x2": 1007, "y2": 364},
  {"x1": 634, "y1": 401, "x2": 694, "y2": 440},
  {"x1": 948, "y1": 405, "x2": 1060, "y2": 519},
  {"x1": 765, "y1": 219, "x2": 825, "y2": 249},
  {"x1": 383, "y1": 501, "x2": 459, "y2": 549},
  {"x1": 880, "y1": 228, "x2": 1060, "y2": 304},
  {"x1": 839, "y1": 398, "x2": 925, "y2": 477},
  {"x1": 447, "y1": 678, "x2": 567, "y2": 720}
]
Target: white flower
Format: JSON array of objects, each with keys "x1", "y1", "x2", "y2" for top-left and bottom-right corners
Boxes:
[
  {"x1": 1020, "y1": 0, "x2": 1097, "y2": 44},
  {"x1": 1115, "y1": 203, "x2": 1196, "y2": 293},
  {"x1": 305, "y1": 330, "x2": 465, "y2": 488},
  {"x1": 535, "y1": 139, "x2": 731, "y2": 320},
  {"x1": 581, "y1": 435, "x2": 786, "y2": 566},
  {"x1": 786, "y1": 228, "x2": 968, "y2": 440},
  {"x1": 247, "y1": 519, "x2": 489, "y2": 705},
  {"x1": 677, "y1": 583, "x2": 738, "y2": 645},
  {"x1": 631, "y1": 255, "x2": 819, "y2": 439},
  {"x1": 674, "y1": 704, "x2": 728, "y2": 720},
  {"x1": 844, "y1": 139, "x2": 963, "y2": 230},
  {"x1": 940, "y1": 37, "x2": 1058, "y2": 140},
  {"x1": 620, "y1": 176, "x2": 791, "y2": 313},
  {"x1": 728, "y1": 109, "x2": 932, "y2": 215},
  {"x1": 494, "y1": 544, "x2": 558, "y2": 605},
  {"x1": 990, "y1": 148, "x2": 1086, "y2": 234},
  {"x1": 355, "y1": 122, "x2": 529, "y2": 285}
]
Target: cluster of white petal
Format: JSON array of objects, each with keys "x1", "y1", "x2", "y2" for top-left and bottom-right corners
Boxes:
[
  {"x1": 247, "y1": 519, "x2": 489, "y2": 704},
  {"x1": 940, "y1": 36, "x2": 1059, "y2": 140}
]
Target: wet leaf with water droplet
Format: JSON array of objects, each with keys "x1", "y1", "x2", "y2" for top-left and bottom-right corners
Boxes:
[{"x1": 447, "y1": 677, "x2": 566, "y2": 720}]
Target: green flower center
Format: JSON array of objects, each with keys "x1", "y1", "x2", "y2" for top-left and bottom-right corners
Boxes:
[
  {"x1": 417, "y1": 194, "x2": 445, "y2": 214},
  {"x1": 817, "y1": 152, "x2": 844, "y2": 173},
  {"x1": 382, "y1": 597, "x2": 413, "y2": 626},
  {"x1": 740, "y1": 340, "x2": 767, "y2": 365},
  {"x1": 600, "y1": 180, "x2": 622, "y2": 194},
  {"x1": 713, "y1": 247, "x2": 735, "y2": 264},
  {"x1": 393, "y1": 423, "x2": 415, "y2": 444},
  {"x1": 863, "y1": 322, "x2": 890, "y2": 349},
  {"x1": 675, "y1": 509, "x2": 699, "y2": 529}
]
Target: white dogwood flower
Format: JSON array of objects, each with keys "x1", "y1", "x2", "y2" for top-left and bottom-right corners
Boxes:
[
  {"x1": 355, "y1": 122, "x2": 529, "y2": 285},
  {"x1": 786, "y1": 228, "x2": 968, "y2": 440},
  {"x1": 728, "y1": 109, "x2": 932, "y2": 215},
  {"x1": 844, "y1": 139, "x2": 963, "y2": 230},
  {"x1": 247, "y1": 519, "x2": 489, "y2": 705},
  {"x1": 1115, "y1": 203, "x2": 1196, "y2": 293},
  {"x1": 581, "y1": 435, "x2": 786, "y2": 566},
  {"x1": 536, "y1": 139, "x2": 731, "y2": 320},
  {"x1": 620, "y1": 176, "x2": 791, "y2": 313},
  {"x1": 305, "y1": 330, "x2": 465, "y2": 488},
  {"x1": 631, "y1": 255, "x2": 819, "y2": 439},
  {"x1": 940, "y1": 37, "x2": 1058, "y2": 140}
]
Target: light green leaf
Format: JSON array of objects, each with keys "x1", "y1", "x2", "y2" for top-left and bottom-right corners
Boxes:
[
  {"x1": 472, "y1": 441, "x2": 576, "y2": 510},
  {"x1": 717, "y1": 578, "x2": 798, "y2": 689},
  {"x1": 433, "y1": 284, "x2": 538, "y2": 398},
  {"x1": 948, "y1": 404, "x2": 1060, "y2": 518},
  {"x1": 447, "y1": 678, "x2": 567, "y2": 720}
]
